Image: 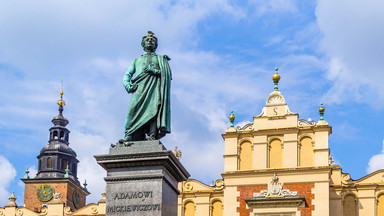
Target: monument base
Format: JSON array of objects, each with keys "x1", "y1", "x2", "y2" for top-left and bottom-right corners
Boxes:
[{"x1": 94, "y1": 140, "x2": 189, "y2": 216}]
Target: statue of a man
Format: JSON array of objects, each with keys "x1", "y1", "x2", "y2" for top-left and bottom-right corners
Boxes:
[{"x1": 123, "y1": 31, "x2": 172, "y2": 141}]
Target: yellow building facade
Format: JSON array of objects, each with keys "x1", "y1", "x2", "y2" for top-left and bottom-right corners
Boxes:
[
  {"x1": 177, "y1": 73, "x2": 384, "y2": 216},
  {"x1": 2, "y1": 74, "x2": 384, "y2": 216}
]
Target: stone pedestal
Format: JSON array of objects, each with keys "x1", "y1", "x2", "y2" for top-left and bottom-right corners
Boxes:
[{"x1": 94, "y1": 140, "x2": 189, "y2": 216}]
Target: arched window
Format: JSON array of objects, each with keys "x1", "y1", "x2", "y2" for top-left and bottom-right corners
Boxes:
[
  {"x1": 60, "y1": 131, "x2": 64, "y2": 140},
  {"x1": 269, "y1": 139, "x2": 282, "y2": 168},
  {"x1": 300, "y1": 137, "x2": 314, "y2": 167},
  {"x1": 239, "y1": 141, "x2": 252, "y2": 170},
  {"x1": 47, "y1": 157, "x2": 53, "y2": 169},
  {"x1": 61, "y1": 159, "x2": 68, "y2": 170},
  {"x1": 211, "y1": 200, "x2": 223, "y2": 216},
  {"x1": 343, "y1": 194, "x2": 357, "y2": 216},
  {"x1": 53, "y1": 131, "x2": 58, "y2": 139},
  {"x1": 184, "y1": 201, "x2": 195, "y2": 216},
  {"x1": 377, "y1": 194, "x2": 384, "y2": 216},
  {"x1": 38, "y1": 159, "x2": 41, "y2": 171}
]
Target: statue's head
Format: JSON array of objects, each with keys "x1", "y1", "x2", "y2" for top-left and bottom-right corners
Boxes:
[{"x1": 141, "y1": 31, "x2": 158, "y2": 52}]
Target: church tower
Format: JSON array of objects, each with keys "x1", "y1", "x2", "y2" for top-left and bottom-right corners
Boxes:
[{"x1": 22, "y1": 88, "x2": 89, "y2": 212}]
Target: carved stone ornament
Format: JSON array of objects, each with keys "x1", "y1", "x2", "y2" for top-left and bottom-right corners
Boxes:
[
  {"x1": 329, "y1": 154, "x2": 335, "y2": 165},
  {"x1": 90, "y1": 205, "x2": 98, "y2": 214},
  {"x1": 5, "y1": 192, "x2": 17, "y2": 207},
  {"x1": 265, "y1": 90, "x2": 286, "y2": 107},
  {"x1": 213, "y1": 179, "x2": 224, "y2": 191},
  {"x1": 98, "y1": 187, "x2": 107, "y2": 204},
  {"x1": 298, "y1": 119, "x2": 316, "y2": 127},
  {"x1": 40, "y1": 207, "x2": 48, "y2": 216},
  {"x1": 184, "y1": 182, "x2": 193, "y2": 191},
  {"x1": 253, "y1": 174, "x2": 298, "y2": 198},
  {"x1": 172, "y1": 146, "x2": 182, "y2": 160},
  {"x1": 341, "y1": 173, "x2": 354, "y2": 185},
  {"x1": 236, "y1": 123, "x2": 254, "y2": 131},
  {"x1": 53, "y1": 192, "x2": 61, "y2": 200},
  {"x1": 16, "y1": 209, "x2": 23, "y2": 216},
  {"x1": 64, "y1": 206, "x2": 72, "y2": 214}
]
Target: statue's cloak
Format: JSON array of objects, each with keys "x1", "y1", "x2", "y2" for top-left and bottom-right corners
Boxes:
[{"x1": 124, "y1": 55, "x2": 171, "y2": 136}]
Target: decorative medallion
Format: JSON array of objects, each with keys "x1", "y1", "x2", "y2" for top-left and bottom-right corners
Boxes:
[
  {"x1": 184, "y1": 182, "x2": 193, "y2": 191},
  {"x1": 72, "y1": 190, "x2": 81, "y2": 209},
  {"x1": 246, "y1": 174, "x2": 305, "y2": 209},
  {"x1": 268, "y1": 95, "x2": 283, "y2": 104},
  {"x1": 36, "y1": 184, "x2": 55, "y2": 202},
  {"x1": 265, "y1": 90, "x2": 286, "y2": 107},
  {"x1": 253, "y1": 173, "x2": 298, "y2": 198}
]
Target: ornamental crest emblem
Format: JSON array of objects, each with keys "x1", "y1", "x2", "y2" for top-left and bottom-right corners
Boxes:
[
  {"x1": 253, "y1": 173, "x2": 298, "y2": 198},
  {"x1": 268, "y1": 174, "x2": 283, "y2": 196}
]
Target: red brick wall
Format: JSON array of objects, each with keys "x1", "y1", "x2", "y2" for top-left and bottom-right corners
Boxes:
[
  {"x1": 24, "y1": 182, "x2": 87, "y2": 212},
  {"x1": 237, "y1": 183, "x2": 314, "y2": 216},
  {"x1": 24, "y1": 182, "x2": 69, "y2": 212},
  {"x1": 67, "y1": 183, "x2": 87, "y2": 210}
]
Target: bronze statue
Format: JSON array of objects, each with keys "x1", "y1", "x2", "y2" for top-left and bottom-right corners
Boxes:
[{"x1": 123, "y1": 31, "x2": 172, "y2": 141}]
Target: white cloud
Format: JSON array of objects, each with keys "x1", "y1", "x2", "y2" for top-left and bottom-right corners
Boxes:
[
  {"x1": 77, "y1": 157, "x2": 106, "y2": 204},
  {"x1": 69, "y1": 131, "x2": 109, "y2": 203},
  {"x1": 0, "y1": 156, "x2": 17, "y2": 206},
  {"x1": 26, "y1": 166, "x2": 37, "y2": 179},
  {"x1": 316, "y1": 0, "x2": 384, "y2": 105},
  {"x1": 367, "y1": 140, "x2": 384, "y2": 174}
]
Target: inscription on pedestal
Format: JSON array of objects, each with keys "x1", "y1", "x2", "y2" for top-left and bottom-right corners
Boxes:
[
  {"x1": 95, "y1": 141, "x2": 190, "y2": 216},
  {"x1": 107, "y1": 180, "x2": 165, "y2": 216},
  {"x1": 107, "y1": 191, "x2": 161, "y2": 214}
]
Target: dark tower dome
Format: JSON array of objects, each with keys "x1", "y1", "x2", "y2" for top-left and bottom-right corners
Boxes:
[{"x1": 35, "y1": 89, "x2": 80, "y2": 184}]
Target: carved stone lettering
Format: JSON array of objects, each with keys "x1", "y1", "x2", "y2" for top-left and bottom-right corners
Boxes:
[
  {"x1": 107, "y1": 204, "x2": 161, "y2": 213},
  {"x1": 114, "y1": 191, "x2": 153, "y2": 200}
]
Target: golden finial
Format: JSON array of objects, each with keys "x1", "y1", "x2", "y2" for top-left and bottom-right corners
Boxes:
[
  {"x1": 57, "y1": 78, "x2": 65, "y2": 107},
  {"x1": 229, "y1": 111, "x2": 235, "y2": 127},
  {"x1": 24, "y1": 167, "x2": 30, "y2": 179},
  {"x1": 319, "y1": 102, "x2": 325, "y2": 120},
  {"x1": 272, "y1": 67, "x2": 280, "y2": 90},
  {"x1": 272, "y1": 67, "x2": 280, "y2": 82},
  {"x1": 319, "y1": 105, "x2": 325, "y2": 113},
  {"x1": 64, "y1": 164, "x2": 69, "y2": 178},
  {"x1": 83, "y1": 179, "x2": 88, "y2": 190}
]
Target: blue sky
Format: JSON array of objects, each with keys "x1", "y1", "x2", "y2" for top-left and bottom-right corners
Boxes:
[{"x1": 0, "y1": 0, "x2": 384, "y2": 205}]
